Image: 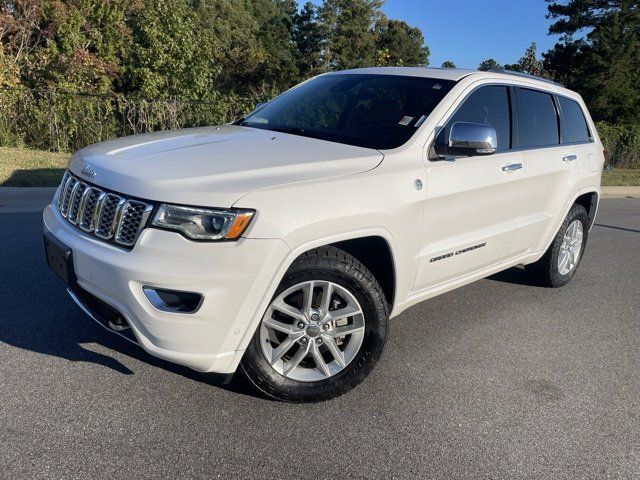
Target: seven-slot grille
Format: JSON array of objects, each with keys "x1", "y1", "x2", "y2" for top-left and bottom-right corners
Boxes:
[{"x1": 55, "y1": 171, "x2": 153, "y2": 248}]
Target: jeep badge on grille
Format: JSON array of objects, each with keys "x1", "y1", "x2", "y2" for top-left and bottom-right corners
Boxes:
[{"x1": 80, "y1": 165, "x2": 97, "y2": 180}]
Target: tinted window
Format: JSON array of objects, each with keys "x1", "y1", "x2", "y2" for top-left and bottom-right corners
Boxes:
[
  {"x1": 445, "y1": 86, "x2": 511, "y2": 151},
  {"x1": 517, "y1": 89, "x2": 559, "y2": 148},
  {"x1": 559, "y1": 97, "x2": 590, "y2": 143},
  {"x1": 239, "y1": 74, "x2": 455, "y2": 150}
]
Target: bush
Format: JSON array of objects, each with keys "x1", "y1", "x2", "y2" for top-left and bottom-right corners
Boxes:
[
  {"x1": 0, "y1": 86, "x2": 262, "y2": 153},
  {"x1": 595, "y1": 122, "x2": 640, "y2": 169}
]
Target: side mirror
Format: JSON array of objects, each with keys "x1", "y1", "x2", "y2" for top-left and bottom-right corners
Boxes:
[{"x1": 434, "y1": 122, "x2": 497, "y2": 158}]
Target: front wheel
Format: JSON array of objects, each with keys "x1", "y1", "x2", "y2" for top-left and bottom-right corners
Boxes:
[
  {"x1": 241, "y1": 246, "x2": 388, "y2": 402},
  {"x1": 525, "y1": 203, "x2": 589, "y2": 287}
]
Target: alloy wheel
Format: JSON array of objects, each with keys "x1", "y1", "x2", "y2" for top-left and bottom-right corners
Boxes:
[
  {"x1": 558, "y1": 219, "x2": 584, "y2": 275},
  {"x1": 259, "y1": 280, "x2": 365, "y2": 382}
]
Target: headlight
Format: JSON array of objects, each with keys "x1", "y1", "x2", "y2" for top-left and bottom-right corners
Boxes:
[{"x1": 150, "y1": 204, "x2": 254, "y2": 241}]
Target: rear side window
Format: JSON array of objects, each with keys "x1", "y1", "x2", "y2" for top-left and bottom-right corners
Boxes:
[
  {"x1": 559, "y1": 97, "x2": 591, "y2": 143},
  {"x1": 516, "y1": 88, "x2": 559, "y2": 148},
  {"x1": 445, "y1": 85, "x2": 511, "y2": 151}
]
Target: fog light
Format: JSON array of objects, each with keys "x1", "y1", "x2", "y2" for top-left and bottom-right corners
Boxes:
[{"x1": 143, "y1": 287, "x2": 203, "y2": 313}]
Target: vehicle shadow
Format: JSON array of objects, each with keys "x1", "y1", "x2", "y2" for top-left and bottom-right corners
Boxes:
[
  {"x1": 1, "y1": 168, "x2": 66, "y2": 187},
  {"x1": 0, "y1": 212, "x2": 261, "y2": 400},
  {"x1": 486, "y1": 265, "x2": 542, "y2": 287}
]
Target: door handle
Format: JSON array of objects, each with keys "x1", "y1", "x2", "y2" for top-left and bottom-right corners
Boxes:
[
  {"x1": 501, "y1": 163, "x2": 523, "y2": 172},
  {"x1": 562, "y1": 154, "x2": 578, "y2": 162}
]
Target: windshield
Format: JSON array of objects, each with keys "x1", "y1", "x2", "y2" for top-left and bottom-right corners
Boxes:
[{"x1": 238, "y1": 74, "x2": 455, "y2": 150}]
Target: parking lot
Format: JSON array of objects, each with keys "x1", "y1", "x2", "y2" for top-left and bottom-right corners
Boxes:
[{"x1": 1, "y1": 198, "x2": 639, "y2": 479}]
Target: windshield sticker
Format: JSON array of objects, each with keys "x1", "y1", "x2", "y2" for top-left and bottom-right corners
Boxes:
[
  {"x1": 414, "y1": 115, "x2": 427, "y2": 128},
  {"x1": 399, "y1": 116, "x2": 414, "y2": 126}
]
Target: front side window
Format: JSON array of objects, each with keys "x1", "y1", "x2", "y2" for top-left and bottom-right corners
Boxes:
[
  {"x1": 443, "y1": 85, "x2": 511, "y2": 151},
  {"x1": 559, "y1": 96, "x2": 591, "y2": 144},
  {"x1": 516, "y1": 88, "x2": 559, "y2": 148},
  {"x1": 238, "y1": 74, "x2": 455, "y2": 150}
]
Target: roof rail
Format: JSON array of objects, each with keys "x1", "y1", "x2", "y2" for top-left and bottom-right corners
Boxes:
[{"x1": 487, "y1": 69, "x2": 563, "y2": 87}]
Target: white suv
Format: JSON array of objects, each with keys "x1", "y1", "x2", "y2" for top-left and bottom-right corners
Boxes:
[{"x1": 44, "y1": 67, "x2": 603, "y2": 402}]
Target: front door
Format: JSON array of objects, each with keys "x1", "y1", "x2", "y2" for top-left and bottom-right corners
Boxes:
[{"x1": 412, "y1": 84, "x2": 526, "y2": 293}]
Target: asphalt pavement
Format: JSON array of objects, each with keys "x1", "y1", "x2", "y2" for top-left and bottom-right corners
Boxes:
[{"x1": 1, "y1": 199, "x2": 639, "y2": 479}]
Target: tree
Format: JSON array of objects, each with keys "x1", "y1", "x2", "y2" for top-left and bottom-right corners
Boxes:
[
  {"x1": 503, "y1": 42, "x2": 546, "y2": 76},
  {"x1": 543, "y1": 0, "x2": 640, "y2": 123},
  {"x1": 478, "y1": 58, "x2": 502, "y2": 71},
  {"x1": 374, "y1": 18, "x2": 429, "y2": 66},
  {"x1": 1, "y1": 0, "x2": 138, "y2": 92},
  {"x1": 292, "y1": 2, "x2": 325, "y2": 78},
  {"x1": 319, "y1": 0, "x2": 384, "y2": 69},
  {"x1": 441, "y1": 60, "x2": 456, "y2": 68},
  {"x1": 125, "y1": 0, "x2": 211, "y2": 99}
]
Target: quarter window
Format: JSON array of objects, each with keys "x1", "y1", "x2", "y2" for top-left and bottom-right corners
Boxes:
[
  {"x1": 559, "y1": 97, "x2": 591, "y2": 143},
  {"x1": 445, "y1": 86, "x2": 511, "y2": 151},
  {"x1": 516, "y1": 88, "x2": 559, "y2": 148}
]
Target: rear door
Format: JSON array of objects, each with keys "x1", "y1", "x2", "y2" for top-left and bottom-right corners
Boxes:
[
  {"x1": 509, "y1": 88, "x2": 588, "y2": 255},
  {"x1": 413, "y1": 84, "x2": 527, "y2": 292}
]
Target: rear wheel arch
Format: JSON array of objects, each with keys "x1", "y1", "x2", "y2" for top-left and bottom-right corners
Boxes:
[{"x1": 574, "y1": 191, "x2": 598, "y2": 229}]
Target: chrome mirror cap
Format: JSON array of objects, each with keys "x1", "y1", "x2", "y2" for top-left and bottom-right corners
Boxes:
[{"x1": 434, "y1": 121, "x2": 498, "y2": 158}]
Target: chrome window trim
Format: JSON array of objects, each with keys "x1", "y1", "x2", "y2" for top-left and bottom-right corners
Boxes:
[{"x1": 428, "y1": 81, "x2": 596, "y2": 162}]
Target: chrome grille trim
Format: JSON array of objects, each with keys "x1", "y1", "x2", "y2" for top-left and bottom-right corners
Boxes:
[
  {"x1": 55, "y1": 171, "x2": 153, "y2": 249},
  {"x1": 114, "y1": 200, "x2": 154, "y2": 247},
  {"x1": 60, "y1": 176, "x2": 78, "y2": 217},
  {"x1": 68, "y1": 182, "x2": 87, "y2": 225}
]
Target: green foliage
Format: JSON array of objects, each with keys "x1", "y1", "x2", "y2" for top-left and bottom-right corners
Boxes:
[
  {"x1": 595, "y1": 121, "x2": 640, "y2": 169},
  {"x1": 375, "y1": 19, "x2": 429, "y2": 66},
  {"x1": 441, "y1": 61, "x2": 456, "y2": 68},
  {"x1": 319, "y1": 0, "x2": 384, "y2": 69},
  {"x1": 544, "y1": 0, "x2": 640, "y2": 124},
  {"x1": 504, "y1": 43, "x2": 547, "y2": 77},
  {"x1": 0, "y1": 0, "x2": 430, "y2": 152},
  {"x1": 478, "y1": 58, "x2": 502, "y2": 71}
]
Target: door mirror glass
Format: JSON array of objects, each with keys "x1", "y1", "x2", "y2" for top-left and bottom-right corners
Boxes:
[{"x1": 434, "y1": 121, "x2": 497, "y2": 158}]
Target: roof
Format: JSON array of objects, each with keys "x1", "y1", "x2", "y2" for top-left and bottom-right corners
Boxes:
[
  {"x1": 330, "y1": 67, "x2": 566, "y2": 91},
  {"x1": 331, "y1": 67, "x2": 477, "y2": 82}
]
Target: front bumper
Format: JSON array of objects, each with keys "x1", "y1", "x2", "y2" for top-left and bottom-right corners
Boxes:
[{"x1": 43, "y1": 205, "x2": 289, "y2": 373}]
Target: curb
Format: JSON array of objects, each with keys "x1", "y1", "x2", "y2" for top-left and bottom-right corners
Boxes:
[{"x1": 601, "y1": 186, "x2": 640, "y2": 199}]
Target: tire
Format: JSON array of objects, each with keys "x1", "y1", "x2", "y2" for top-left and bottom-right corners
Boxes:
[
  {"x1": 525, "y1": 203, "x2": 589, "y2": 287},
  {"x1": 240, "y1": 246, "x2": 388, "y2": 402}
]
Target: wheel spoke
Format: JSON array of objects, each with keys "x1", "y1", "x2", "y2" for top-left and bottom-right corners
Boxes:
[
  {"x1": 302, "y1": 281, "x2": 314, "y2": 315},
  {"x1": 311, "y1": 342, "x2": 331, "y2": 377},
  {"x1": 319, "y1": 281, "x2": 333, "y2": 315},
  {"x1": 331, "y1": 315, "x2": 365, "y2": 338},
  {"x1": 283, "y1": 341, "x2": 311, "y2": 376},
  {"x1": 272, "y1": 299, "x2": 305, "y2": 322},
  {"x1": 270, "y1": 334, "x2": 302, "y2": 365},
  {"x1": 263, "y1": 316, "x2": 298, "y2": 335},
  {"x1": 324, "y1": 303, "x2": 362, "y2": 323},
  {"x1": 558, "y1": 252, "x2": 570, "y2": 272},
  {"x1": 322, "y1": 336, "x2": 346, "y2": 368}
]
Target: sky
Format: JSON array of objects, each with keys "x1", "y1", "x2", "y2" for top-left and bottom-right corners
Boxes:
[
  {"x1": 312, "y1": 0, "x2": 562, "y2": 69},
  {"x1": 382, "y1": 0, "x2": 560, "y2": 68}
]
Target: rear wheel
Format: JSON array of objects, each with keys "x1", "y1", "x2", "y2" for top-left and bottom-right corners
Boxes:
[
  {"x1": 526, "y1": 204, "x2": 589, "y2": 287},
  {"x1": 241, "y1": 246, "x2": 388, "y2": 402}
]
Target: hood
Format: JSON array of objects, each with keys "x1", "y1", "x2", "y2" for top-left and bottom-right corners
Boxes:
[{"x1": 68, "y1": 125, "x2": 383, "y2": 207}]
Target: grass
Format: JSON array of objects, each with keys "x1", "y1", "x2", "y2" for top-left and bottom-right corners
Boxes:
[
  {"x1": 0, "y1": 146, "x2": 69, "y2": 186},
  {"x1": 0, "y1": 145, "x2": 638, "y2": 187},
  {"x1": 601, "y1": 168, "x2": 640, "y2": 186}
]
